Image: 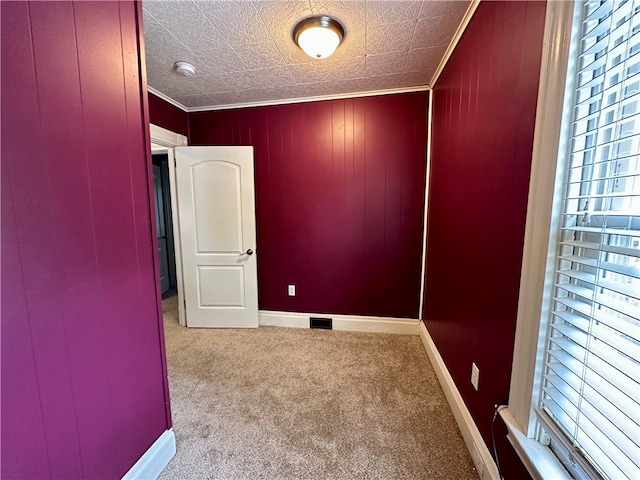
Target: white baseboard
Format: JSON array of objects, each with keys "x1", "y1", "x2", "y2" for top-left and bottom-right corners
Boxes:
[
  {"x1": 259, "y1": 310, "x2": 419, "y2": 335},
  {"x1": 419, "y1": 321, "x2": 499, "y2": 480},
  {"x1": 122, "y1": 429, "x2": 176, "y2": 480}
]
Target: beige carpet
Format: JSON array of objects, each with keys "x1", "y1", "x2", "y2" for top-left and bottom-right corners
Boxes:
[{"x1": 159, "y1": 296, "x2": 477, "y2": 479}]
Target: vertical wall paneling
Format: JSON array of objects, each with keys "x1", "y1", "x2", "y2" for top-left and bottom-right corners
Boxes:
[
  {"x1": 190, "y1": 92, "x2": 428, "y2": 319},
  {"x1": 148, "y1": 92, "x2": 189, "y2": 137},
  {"x1": 423, "y1": 1, "x2": 546, "y2": 475},
  {"x1": 0, "y1": 4, "x2": 55, "y2": 476},
  {"x1": 1, "y1": 1, "x2": 170, "y2": 477},
  {"x1": 136, "y1": 1, "x2": 174, "y2": 432}
]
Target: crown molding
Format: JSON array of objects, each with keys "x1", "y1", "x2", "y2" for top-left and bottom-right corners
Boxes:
[
  {"x1": 429, "y1": 0, "x2": 480, "y2": 88},
  {"x1": 147, "y1": 86, "x2": 189, "y2": 112},
  {"x1": 149, "y1": 85, "x2": 431, "y2": 114},
  {"x1": 186, "y1": 86, "x2": 431, "y2": 112}
]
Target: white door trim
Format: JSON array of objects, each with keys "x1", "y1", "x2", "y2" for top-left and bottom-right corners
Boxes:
[
  {"x1": 150, "y1": 124, "x2": 188, "y2": 326},
  {"x1": 150, "y1": 124, "x2": 187, "y2": 148}
]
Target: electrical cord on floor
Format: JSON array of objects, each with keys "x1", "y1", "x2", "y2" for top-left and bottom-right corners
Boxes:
[{"x1": 491, "y1": 398, "x2": 509, "y2": 480}]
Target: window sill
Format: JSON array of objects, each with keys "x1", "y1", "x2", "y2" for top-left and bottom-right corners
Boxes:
[{"x1": 499, "y1": 407, "x2": 571, "y2": 480}]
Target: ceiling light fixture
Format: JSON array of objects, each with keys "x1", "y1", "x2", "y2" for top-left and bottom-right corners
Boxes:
[
  {"x1": 292, "y1": 15, "x2": 345, "y2": 59},
  {"x1": 174, "y1": 61, "x2": 196, "y2": 77}
]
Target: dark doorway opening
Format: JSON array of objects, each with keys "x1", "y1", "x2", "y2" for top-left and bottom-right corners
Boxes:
[{"x1": 153, "y1": 152, "x2": 177, "y2": 298}]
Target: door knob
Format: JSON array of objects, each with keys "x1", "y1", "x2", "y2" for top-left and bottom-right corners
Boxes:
[{"x1": 240, "y1": 249, "x2": 254, "y2": 256}]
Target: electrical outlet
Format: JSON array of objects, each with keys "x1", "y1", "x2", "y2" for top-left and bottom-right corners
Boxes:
[
  {"x1": 288, "y1": 284, "x2": 295, "y2": 296},
  {"x1": 471, "y1": 362, "x2": 479, "y2": 391}
]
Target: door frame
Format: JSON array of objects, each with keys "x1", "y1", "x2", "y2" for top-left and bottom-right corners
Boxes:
[{"x1": 150, "y1": 124, "x2": 188, "y2": 326}]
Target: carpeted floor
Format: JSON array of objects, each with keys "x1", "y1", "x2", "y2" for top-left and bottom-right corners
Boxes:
[{"x1": 159, "y1": 295, "x2": 478, "y2": 479}]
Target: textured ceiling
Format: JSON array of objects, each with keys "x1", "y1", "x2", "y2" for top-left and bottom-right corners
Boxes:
[{"x1": 142, "y1": 1, "x2": 470, "y2": 110}]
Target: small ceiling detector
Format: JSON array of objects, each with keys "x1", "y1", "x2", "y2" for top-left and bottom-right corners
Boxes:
[{"x1": 174, "y1": 61, "x2": 196, "y2": 77}]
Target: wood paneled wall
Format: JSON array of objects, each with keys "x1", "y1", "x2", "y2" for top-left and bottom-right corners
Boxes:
[
  {"x1": 424, "y1": 2, "x2": 546, "y2": 477},
  {"x1": 149, "y1": 92, "x2": 189, "y2": 137},
  {"x1": 1, "y1": 2, "x2": 170, "y2": 477},
  {"x1": 190, "y1": 92, "x2": 428, "y2": 318}
]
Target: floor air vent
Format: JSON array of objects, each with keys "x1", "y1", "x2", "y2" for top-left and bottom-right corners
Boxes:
[{"x1": 310, "y1": 317, "x2": 333, "y2": 330}]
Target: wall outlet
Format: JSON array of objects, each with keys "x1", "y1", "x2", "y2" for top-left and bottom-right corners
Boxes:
[
  {"x1": 288, "y1": 284, "x2": 295, "y2": 296},
  {"x1": 471, "y1": 362, "x2": 479, "y2": 391}
]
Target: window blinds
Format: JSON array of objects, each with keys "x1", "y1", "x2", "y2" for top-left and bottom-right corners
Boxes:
[{"x1": 539, "y1": 1, "x2": 640, "y2": 479}]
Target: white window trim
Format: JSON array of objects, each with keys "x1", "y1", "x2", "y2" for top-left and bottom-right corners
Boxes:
[
  {"x1": 500, "y1": 407, "x2": 569, "y2": 480},
  {"x1": 501, "y1": 1, "x2": 580, "y2": 478}
]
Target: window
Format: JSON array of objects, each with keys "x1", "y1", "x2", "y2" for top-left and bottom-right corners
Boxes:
[
  {"x1": 504, "y1": 1, "x2": 639, "y2": 479},
  {"x1": 536, "y1": 1, "x2": 640, "y2": 478}
]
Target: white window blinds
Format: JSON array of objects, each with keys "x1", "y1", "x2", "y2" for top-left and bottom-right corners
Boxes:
[{"x1": 538, "y1": 1, "x2": 640, "y2": 479}]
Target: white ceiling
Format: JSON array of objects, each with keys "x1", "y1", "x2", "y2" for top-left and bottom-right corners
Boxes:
[{"x1": 142, "y1": 1, "x2": 470, "y2": 110}]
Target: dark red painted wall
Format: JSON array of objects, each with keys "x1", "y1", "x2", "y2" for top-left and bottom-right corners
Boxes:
[
  {"x1": 149, "y1": 91, "x2": 189, "y2": 137},
  {"x1": 1, "y1": 2, "x2": 170, "y2": 478},
  {"x1": 423, "y1": 1, "x2": 546, "y2": 477},
  {"x1": 190, "y1": 93, "x2": 428, "y2": 318}
]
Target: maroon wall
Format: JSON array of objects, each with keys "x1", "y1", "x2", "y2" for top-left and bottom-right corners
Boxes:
[
  {"x1": 423, "y1": 1, "x2": 546, "y2": 477},
  {"x1": 190, "y1": 93, "x2": 428, "y2": 318},
  {"x1": 1, "y1": 2, "x2": 170, "y2": 478},
  {"x1": 149, "y1": 91, "x2": 189, "y2": 137}
]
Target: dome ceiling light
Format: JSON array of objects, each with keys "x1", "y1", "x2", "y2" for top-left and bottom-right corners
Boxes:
[{"x1": 292, "y1": 15, "x2": 345, "y2": 59}]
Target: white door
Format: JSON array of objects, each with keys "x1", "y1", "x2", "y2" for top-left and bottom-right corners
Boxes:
[{"x1": 175, "y1": 146, "x2": 258, "y2": 328}]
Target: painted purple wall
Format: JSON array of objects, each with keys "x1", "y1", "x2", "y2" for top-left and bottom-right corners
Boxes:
[
  {"x1": 149, "y1": 91, "x2": 189, "y2": 137},
  {"x1": 423, "y1": 1, "x2": 546, "y2": 477},
  {"x1": 190, "y1": 93, "x2": 428, "y2": 318},
  {"x1": 1, "y1": 2, "x2": 170, "y2": 478}
]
